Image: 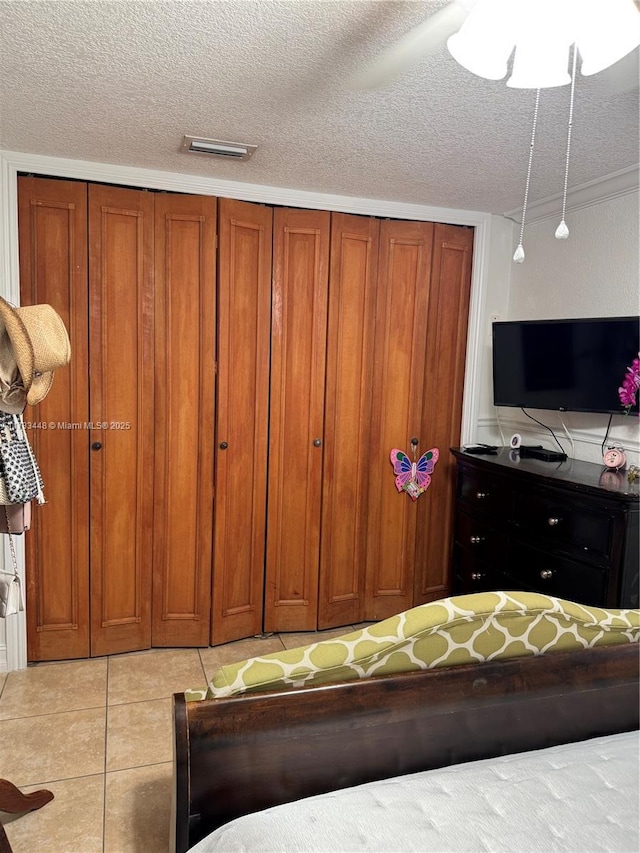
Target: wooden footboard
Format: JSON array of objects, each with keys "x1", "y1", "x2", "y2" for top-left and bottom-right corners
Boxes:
[{"x1": 173, "y1": 643, "x2": 639, "y2": 853}]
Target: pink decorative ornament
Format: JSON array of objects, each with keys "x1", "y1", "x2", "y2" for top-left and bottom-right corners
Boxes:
[
  {"x1": 389, "y1": 448, "x2": 439, "y2": 501},
  {"x1": 618, "y1": 353, "x2": 640, "y2": 416}
]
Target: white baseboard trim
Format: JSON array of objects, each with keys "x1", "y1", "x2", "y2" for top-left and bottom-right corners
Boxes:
[{"x1": 0, "y1": 644, "x2": 7, "y2": 673}]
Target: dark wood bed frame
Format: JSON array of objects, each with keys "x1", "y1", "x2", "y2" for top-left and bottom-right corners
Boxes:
[{"x1": 172, "y1": 642, "x2": 639, "y2": 853}]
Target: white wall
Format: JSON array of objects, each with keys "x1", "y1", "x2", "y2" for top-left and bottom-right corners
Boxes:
[
  {"x1": 477, "y1": 190, "x2": 640, "y2": 465},
  {"x1": 473, "y1": 214, "x2": 514, "y2": 438},
  {"x1": 509, "y1": 192, "x2": 639, "y2": 319}
]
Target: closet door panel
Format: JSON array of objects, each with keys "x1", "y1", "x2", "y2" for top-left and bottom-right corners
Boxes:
[
  {"x1": 365, "y1": 220, "x2": 434, "y2": 621},
  {"x1": 18, "y1": 177, "x2": 90, "y2": 661},
  {"x1": 152, "y1": 194, "x2": 216, "y2": 646},
  {"x1": 318, "y1": 214, "x2": 379, "y2": 629},
  {"x1": 88, "y1": 185, "x2": 154, "y2": 656},
  {"x1": 212, "y1": 199, "x2": 272, "y2": 645},
  {"x1": 265, "y1": 208, "x2": 330, "y2": 632},
  {"x1": 415, "y1": 224, "x2": 473, "y2": 603}
]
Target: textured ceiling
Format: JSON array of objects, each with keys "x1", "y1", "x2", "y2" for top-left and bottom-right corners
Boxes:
[{"x1": 0, "y1": 0, "x2": 638, "y2": 214}]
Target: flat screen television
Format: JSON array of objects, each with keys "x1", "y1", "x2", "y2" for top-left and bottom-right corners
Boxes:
[{"x1": 492, "y1": 316, "x2": 640, "y2": 415}]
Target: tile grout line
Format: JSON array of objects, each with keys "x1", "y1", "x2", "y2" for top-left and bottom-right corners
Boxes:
[
  {"x1": 0, "y1": 701, "x2": 108, "y2": 723},
  {"x1": 102, "y1": 654, "x2": 110, "y2": 853},
  {"x1": 5, "y1": 769, "x2": 107, "y2": 788},
  {"x1": 197, "y1": 647, "x2": 208, "y2": 689}
]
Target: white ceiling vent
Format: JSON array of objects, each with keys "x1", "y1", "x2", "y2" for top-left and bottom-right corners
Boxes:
[{"x1": 181, "y1": 135, "x2": 257, "y2": 161}]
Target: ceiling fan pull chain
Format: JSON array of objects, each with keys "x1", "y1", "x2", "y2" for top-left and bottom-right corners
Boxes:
[
  {"x1": 555, "y1": 46, "x2": 578, "y2": 241},
  {"x1": 513, "y1": 87, "x2": 541, "y2": 264}
]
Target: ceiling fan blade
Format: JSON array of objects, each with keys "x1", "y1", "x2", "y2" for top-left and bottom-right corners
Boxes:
[{"x1": 351, "y1": 1, "x2": 470, "y2": 91}]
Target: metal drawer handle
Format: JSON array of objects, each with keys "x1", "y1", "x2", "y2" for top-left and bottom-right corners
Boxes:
[
  {"x1": 547, "y1": 517, "x2": 560, "y2": 526},
  {"x1": 540, "y1": 569, "x2": 554, "y2": 579},
  {"x1": 471, "y1": 572, "x2": 485, "y2": 581},
  {"x1": 476, "y1": 491, "x2": 489, "y2": 500},
  {"x1": 469, "y1": 536, "x2": 485, "y2": 544}
]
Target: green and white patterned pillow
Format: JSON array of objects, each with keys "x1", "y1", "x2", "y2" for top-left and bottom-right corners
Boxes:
[{"x1": 185, "y1": 592, "x2": 639, "y2": 701}]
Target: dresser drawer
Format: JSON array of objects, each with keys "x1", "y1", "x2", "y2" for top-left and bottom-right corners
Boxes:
[
  {"x1": 457, "y1": 469, "x2": 511, "y2": 519},
  {"x1": 513, "y1": 490, "x2": 614, "y2": 568},
  {"x1": 454, "y1": 511, "x2": 505, "y2": 566},
  {"x1": 452, "y1": 544, "x2": 502, "y2": 594},
  {"x1": 502, "y1": 544, "x2": 606, "y2": 606}
]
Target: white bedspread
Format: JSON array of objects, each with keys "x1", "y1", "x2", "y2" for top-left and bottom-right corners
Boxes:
[{"x1": 191, "y1": 730, "x2": 639, "y2": 853}]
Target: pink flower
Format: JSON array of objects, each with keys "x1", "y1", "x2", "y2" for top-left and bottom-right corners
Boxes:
[{"x1": 619, "y1": 354, "x2": 640, "y2": 414}]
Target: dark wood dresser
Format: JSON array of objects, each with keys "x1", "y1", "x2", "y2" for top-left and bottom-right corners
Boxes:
[{"x1": 450, "y1": 448, "x2": 639, "y2": 608}]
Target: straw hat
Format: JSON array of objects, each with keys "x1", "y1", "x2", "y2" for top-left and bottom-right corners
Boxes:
[{"x1": 0, "y1": 297, "x2": 71, "y2": 406}]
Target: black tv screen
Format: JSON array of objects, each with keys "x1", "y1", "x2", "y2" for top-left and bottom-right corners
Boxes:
[{"x1": 492, "y1": 317, "x2": 640, "y2": 415}]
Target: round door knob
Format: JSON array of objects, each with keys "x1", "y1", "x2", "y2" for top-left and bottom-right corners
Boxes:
[
  {"x1": 540, "y1": 569, "x2": 554, "y2": 579},
  {"x1": 219, "y1": 442, "x2": 228, "y2": 450},
  {"x1": 91, "y1": 442, "x2": 102, "y2": 451},
  {"x1": 313, "y1": 438, "x2": 322, "y2": 447},
  {"x1": 547, "y1": 517, "x2": 560, "y2": 526}
]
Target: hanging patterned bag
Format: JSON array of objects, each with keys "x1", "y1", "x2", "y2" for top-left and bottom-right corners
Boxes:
[
  {"x1": 0, "y1": 501, "x2": 31, "y2": 534},
  {"x1": 0, "y1": 413, "x2": 45, "y2": 505},
  {"x1": 0, "y1": 507, "x2": 24, "y2": 617}
]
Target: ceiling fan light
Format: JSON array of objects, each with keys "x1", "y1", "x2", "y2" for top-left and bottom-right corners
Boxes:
[
  {"x1": 507, "y1": 41, "x2": 573, "y2": 88},
  {"x1": 576, "y1": 0, "x2": 640, "y2": 76},
  {"x1": 446, "y1": 0, "x2": 516, "y2": 80},
  {"x1": 447, "y1": 30, "x2": 513, "y2": 79}
]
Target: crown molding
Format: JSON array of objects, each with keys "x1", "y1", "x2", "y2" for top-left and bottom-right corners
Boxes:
[
  {"x1": 0, "y1": 150, "x2": 492, "y2": 228},
  {"x1": 503, "y1": 163, "x2": 639, "y2": 225}
]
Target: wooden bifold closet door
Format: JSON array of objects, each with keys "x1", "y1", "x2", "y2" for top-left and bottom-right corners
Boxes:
[
  {"x1": 317, "y1": 213, "x2": 379, "y2": 629},
  {"x1": 414, "y1": 223, "x2": 474, "y2": 605},
  {"x1": 19, "y1": 177, "x2": 216, "y2": 659},
  {"x1": 264, "y1": 207, "x2": 330, "y2": 632},
  {"x1": 87, "y1": 184, "x2": 155, "y2": 656},
  {"x1": 364, "y1": 219, "x2": 435, "y2": 621},
  {"x1": 152, "y1": 193, "x2": 217, "y2": 647},
  {"x1": 262, "y1": 212, "x2": 472, "y2": 632},
  {"x1": 19, "y1": 177, "x2": 90, "y2": 661},
  {"x1": 19, "y1": 176, "x2": 473, "y2": 660},
  {"x1": 364, "y1": 221, "x2": 473, "y2": 621},
  {"x1": 211, "y1": 198, "x2": 272, "y2": 645}
]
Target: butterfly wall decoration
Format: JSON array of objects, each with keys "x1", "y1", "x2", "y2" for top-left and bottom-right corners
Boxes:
[{"x1": 390, "y1": 448, "x2": 439, "y2": 501}]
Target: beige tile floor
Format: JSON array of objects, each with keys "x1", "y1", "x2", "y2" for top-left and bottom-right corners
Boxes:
[{"x1": 0, "y1": 625, "x2": 364, "y2": 852}]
